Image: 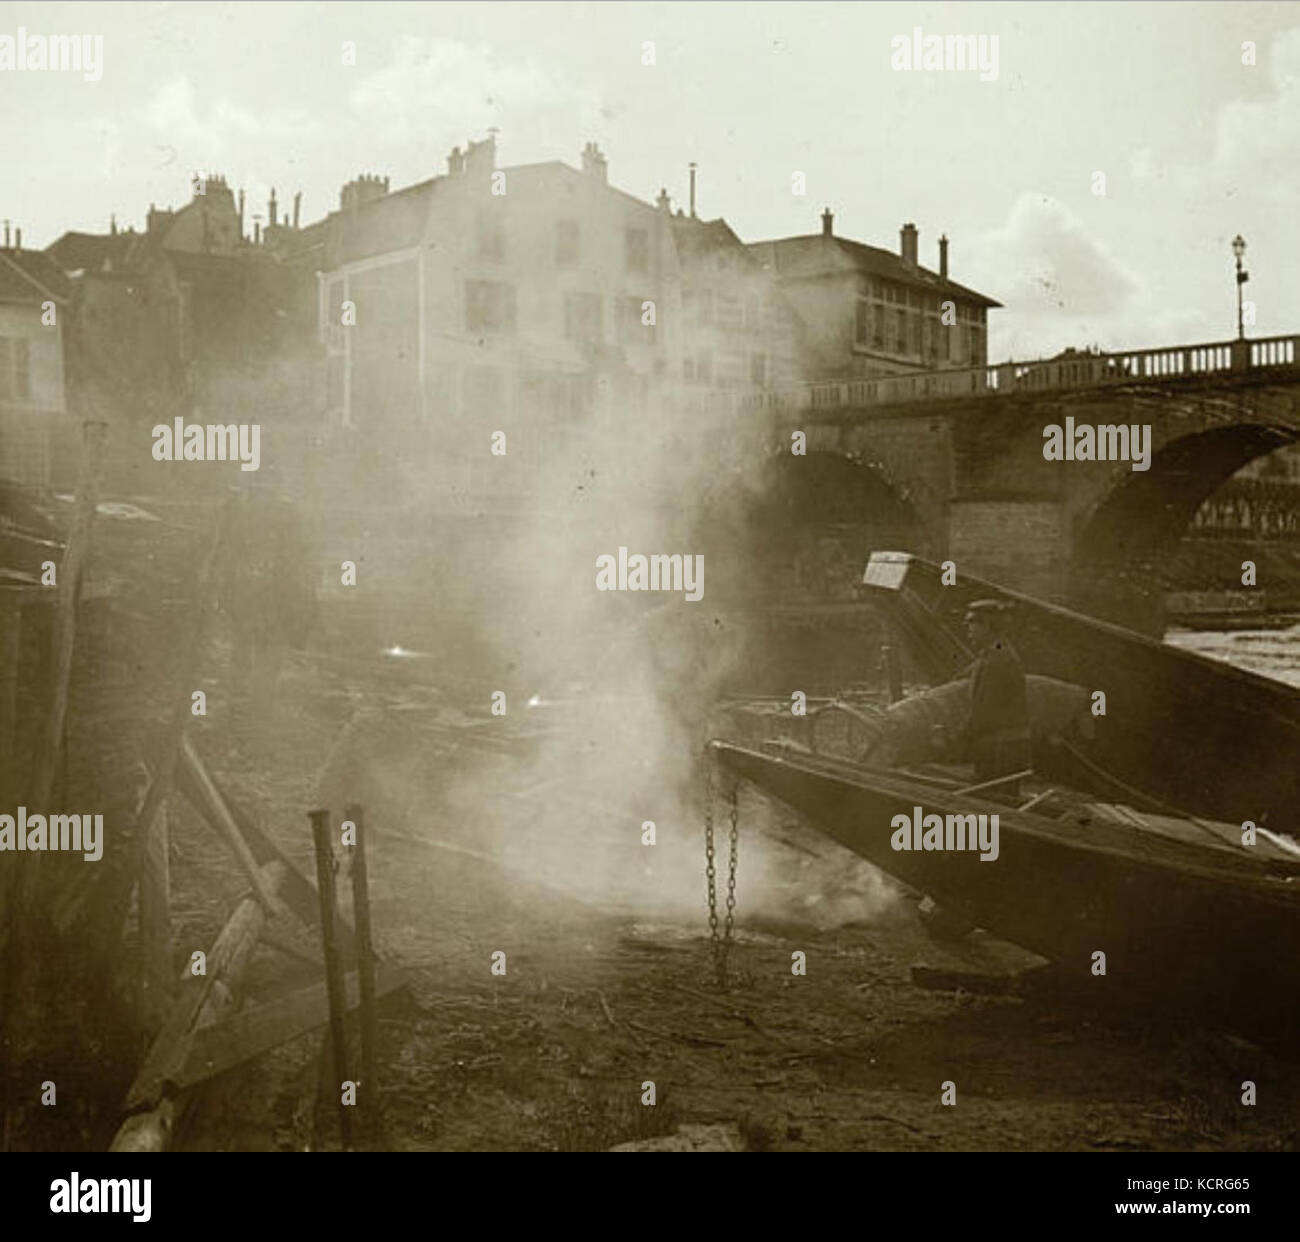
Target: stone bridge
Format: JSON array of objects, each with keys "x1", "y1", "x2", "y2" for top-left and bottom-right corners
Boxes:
[{"x1": 697, "y1": 334, "x2": 1300, "y2": 625}]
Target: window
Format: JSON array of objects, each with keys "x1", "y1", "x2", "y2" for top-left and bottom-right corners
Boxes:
[
  {"x1": 556, "y1": 219, "x2": 579, "y2": 266},
  {"x1": 744, "y1": 295, "x2": 762, "y2": 332},
  {"x1": 465, "y1": 280, "x2": 516, "y2": 333},
  {"x1": 564, "y1": 292, "x2": 602, "y2": 343},
  {"x1": 749, "y1": 353, "x2": 767, "y2": 385},
  {"x1": 855, "y1": 298, "x2": 869, "y2": 347},
  {"x1": 911, "y1": 313, "x2": 922, "y2": 355},
  {"x1": 894, "y1": 310, "x2": 905, "y2": 353},
  {"x1": 0, "y1": 338, "x2": 31, "y2": 401},
  {"x1": 477, "y1": 213, "x2": 505, "y2": 260},
  {"x1": 625, "y1": 227, "x2": 649, "y2": 273},
  {"x1": 697, "y1": 289, "x2": 714, "y2": 326}
]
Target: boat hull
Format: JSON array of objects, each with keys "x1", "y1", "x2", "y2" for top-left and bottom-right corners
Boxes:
[{"x1": 712, "y1": 739, "x2": 1300, "y2": 1029}]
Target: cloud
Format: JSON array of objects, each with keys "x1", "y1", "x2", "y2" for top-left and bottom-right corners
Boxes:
[
  {"x1": 349, "y1": 36, "x2": 604, "y2": 155},
  {"x1": 1211, "y1": 27, "x2": 1300, "y2": 201},
  {"x1": 961, "y1": 193, "x2": 1224, "y2": 359},
  {"x1": 139, "y1": 77, "x2": 319, "y2": 165}
]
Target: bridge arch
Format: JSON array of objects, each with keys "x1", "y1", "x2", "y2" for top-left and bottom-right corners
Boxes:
[
  {"x1": 1068, "y1": 421, "x2": 1299, "y2": 624},
  {"x1": 703, "y1": 449, "x2": 928, "y2": 603}
]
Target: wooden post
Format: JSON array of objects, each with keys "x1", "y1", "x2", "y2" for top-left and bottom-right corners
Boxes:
[
  {"x1": 309, "y1": 809, "x2": 353, "y2": 1151},
  {"x1": 345, "y1": 802, "x2": 379, "y2": 1137},
  {"x1": 0, "y1": 589, "x2": 24, "y2": 950},
  {"x1": 27, "y1": 420, "x2": 105, "y2": 813},
  {"x1": 0, "y1": 588, "x2": 22, "y2": 801},
  {"x1": 138, "y1": 796, "x2": 172, "y2": 1028},
  {"x1": 110, "y1": 859, "x2": 288, "y2": 1152},
  {"x1": 130, "y1": 494, "x2": 235, "y2": 1001},
  {"x1": 179, "y1": 736, "x2": 287, "y2": 918}
]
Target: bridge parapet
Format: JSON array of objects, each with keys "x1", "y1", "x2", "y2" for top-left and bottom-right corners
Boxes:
[{"x1": 684, "y1": 332, "x2": 1300, "y2": 419}]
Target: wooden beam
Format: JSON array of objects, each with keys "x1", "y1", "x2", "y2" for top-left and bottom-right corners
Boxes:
[
  {"x1": 345, "y1": 802, "x2": 379, "y2": 1131},
  {"x1": 128, "y1": 495, "x2": 234, "y2": 1000},
  {"x1": 309, "y1": 809, "x2": 353, "y2": 1151},
  {"x1": 184, "y1": 757, "x2": 359, "y2": 962},
  {"x1": 138, "y1": 798, "x2": 172, "y2": 1027},
  {"x1": 178, "y1": 736, "x2": 287, "y2": 919},
  {"x1": 27, "y1": 420, "x2": 105, "y2": 814},
  {"x1": 117, "y1": 860, "x2": 287, "y2": 1120},
  {"x1": 175, "y1": 963, "x2": 406, "y2": 1095}
]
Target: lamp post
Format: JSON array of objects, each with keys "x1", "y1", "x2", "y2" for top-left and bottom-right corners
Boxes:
[{"x1": 1232, "y1": 234, "x2": 1248, "y2": 340}]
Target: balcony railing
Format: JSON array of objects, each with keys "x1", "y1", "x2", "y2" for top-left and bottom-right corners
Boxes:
[{"x1": 682, "y1": 333, "x2": 1300, "y2": 418}]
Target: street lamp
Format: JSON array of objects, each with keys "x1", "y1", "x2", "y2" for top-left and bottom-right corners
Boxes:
[{"x1": 1232, "y1": 234, "x2": 1248, "y2": 340}]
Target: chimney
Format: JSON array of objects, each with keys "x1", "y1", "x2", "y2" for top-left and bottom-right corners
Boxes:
[
  {"x1": 269, "y1": 188, "x2": 278, "y2": 228},
  {"x1": 900, "y1": 222, "x2": 918, "y2": 267},
  {"x1": 238, "y1": 190, "x2": 245, "y2": 238},
  {"x1": 254, "y1": 221, "x2": 261, "y2": 245},
  {"x1": 3, "y1": 220, "x2": 9, "y2": 247},
  {"x1": 939, "y1": 234, "x2": 949, "y2": 280},
  {"x1": 110, "y1": 213, "x2": 117, "y2": 235},
  {"x1": 581, "y1": 141, "x2": 608, "y2": 185},
  {"x1": 656, "y1": 187, "x2": 671, "y2": 213},
  {"x1": 293, "y1": 191, "x2": 301, "y2": 229},
  {"x1": 14, "y1": 228, "x2": 20, "y2": 249},
  {"x1": 821, "y1": 207, "x2": 833, "y2": 237},
  {"x1": 465, "y1": 135, "x2": 497, "y2": 183},
  {"x1": 688, "y1": 162, "x2": 697, "y2": 218},
  {"x1": 447, "y1": 145, "x2": 464, "y2": 175}
]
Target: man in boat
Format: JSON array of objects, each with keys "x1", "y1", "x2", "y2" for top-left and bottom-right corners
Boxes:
[{"x1": 962, "y1": 599, "x2": 1030, "y2": 795}]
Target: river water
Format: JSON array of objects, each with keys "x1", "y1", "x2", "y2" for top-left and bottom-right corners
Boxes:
[{"x1": 1165, "y1": 621, "x2": 1300, "y2": 688}]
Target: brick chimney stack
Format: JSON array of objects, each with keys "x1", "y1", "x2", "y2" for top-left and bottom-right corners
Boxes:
[
  {"x1": 821, "y1": 207, "x2": 834, "y2": 237},
  {"x1": 582, "y1": 141, "x2": 608, "y2": 185},
  {"x1": 269, "y1": 188, "x2": 278, "y2": 228},
  {"x1": 900, "y1": 222, "x2": 918, "y2": 266},
  {"x1": 293, "y1": 191, "x2": 301, "y2": 229},
  {"x1": 939, "y1": 234, "x2": 949, "y2": 280}
]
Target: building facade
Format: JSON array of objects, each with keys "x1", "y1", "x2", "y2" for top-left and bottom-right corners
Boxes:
[
  {"x1": 0, "y1": 247, "x2": 70, "y2": 488},
  {"x1": 747, "y1": 212, "x2": 1000, "y2": 379}
]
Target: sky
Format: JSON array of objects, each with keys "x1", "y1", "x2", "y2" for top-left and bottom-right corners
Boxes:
[{"x1": 2, "y1": 0, "x2": 1298, "y2": 360}]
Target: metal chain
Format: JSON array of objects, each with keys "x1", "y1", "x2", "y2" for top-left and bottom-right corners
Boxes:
[
  {"x1": 724, "y1": 784, "x2": 739, "y2": 946},
  {"x1": 705, "y1": 761, "x2": 719, "y2": 953}
]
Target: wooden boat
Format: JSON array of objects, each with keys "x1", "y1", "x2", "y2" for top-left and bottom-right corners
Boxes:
[
  {"x1": 861, "y1": 551, "x2": 1300, "y2": 826},
  {"x1": 710, "y1": 738, "x2": 1300, "y2": 1028}
]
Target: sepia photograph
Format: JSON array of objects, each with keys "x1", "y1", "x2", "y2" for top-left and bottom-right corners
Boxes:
[{"x1": 0, "y1": 0, "x2": 1297, "y2": 1212}]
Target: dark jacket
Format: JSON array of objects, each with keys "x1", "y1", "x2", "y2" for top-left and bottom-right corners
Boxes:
[{"x1": 966, "y1": 638, "x2": 1029, "y2": 743}]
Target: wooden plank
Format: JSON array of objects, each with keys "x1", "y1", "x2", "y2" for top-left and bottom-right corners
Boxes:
[
  {"x1": 128, "y1": 496, "x2": 233, "y2": 958},
  {"x1": 0, "y1": 589, "x2": 22, "y2": 799},
  {"x1": 119, "y1": 860, "x2": 287, "y2": 1115},
  {"x1": 191, "y1": 760, "x2": 359, "y2": 961},
  {"x1": 309, "y1": 809, "x2": 353, "y2": 1150},
  {"x1": 138, "y1": 799, "x2": 172, "y2": 1026},
  {"x1": 178, "y1": 736, "x2": 287, "y2": 918},
  {"x1": 175, "y1": 964, "x2": 407, "y2": 1094},
  {"x1": 27, "y1": 420, "x2": 105, "y2": 814},
  {"x1": 345, "y1": 802, "x2": 379, "y2": 1126}
]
